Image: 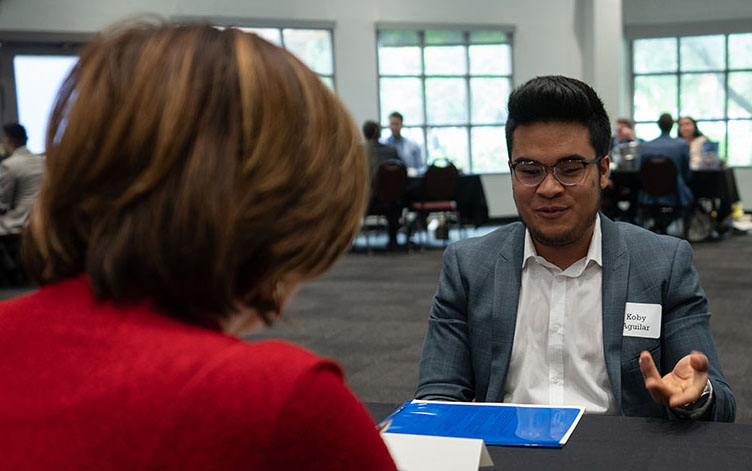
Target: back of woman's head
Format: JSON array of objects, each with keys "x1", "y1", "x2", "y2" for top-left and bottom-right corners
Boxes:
[{"x1": 24, "y1": 21, "x2": 368, "y2": 324}]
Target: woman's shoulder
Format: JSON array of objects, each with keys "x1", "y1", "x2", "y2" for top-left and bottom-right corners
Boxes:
[{"x1": 216, "y1": 338, "x2": 342, "y2": 384}]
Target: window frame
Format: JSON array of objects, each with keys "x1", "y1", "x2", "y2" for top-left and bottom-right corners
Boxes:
[
  {"x1": 178, "y1": 17, "x2": 337, "y2": 91},
  {"x1": 627, "y1": 23, "x2": 752, "y2": 167},
  {"x1": 375, "y1": 23, "x2": 515, "y2": 174},
  {"x1": 0, "y1": 31, "x2": 87, "y2": 126}
]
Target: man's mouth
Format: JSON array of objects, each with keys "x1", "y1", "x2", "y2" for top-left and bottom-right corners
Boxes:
[{"x1": 536, "y1": 206, "x2": 568, "y2": 218}]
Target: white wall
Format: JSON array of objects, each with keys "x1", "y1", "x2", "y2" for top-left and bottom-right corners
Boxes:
[{"x1": 623, "y1": 0, "x2": 752, "y2": 26}]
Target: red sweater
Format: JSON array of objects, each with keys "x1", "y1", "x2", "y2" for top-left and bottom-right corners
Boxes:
[{"x1": 0, "y1": 276, "x2": 396, "y2": 470}]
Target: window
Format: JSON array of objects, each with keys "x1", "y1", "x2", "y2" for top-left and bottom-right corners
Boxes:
[
  {"x1": 632, "y1": 33, "x2": 752, "y2": 166},
  {"x1": 377, "y1": 28, "x2": 513, "y2": 173},
  {"x1": 234, "y1": 27, "x2": 335, "y2": 90},
  {"x1": 13, "y1": 55, "x2": 78, "y2": 154}
]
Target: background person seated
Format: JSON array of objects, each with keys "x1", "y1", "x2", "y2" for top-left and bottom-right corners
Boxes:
[
  {"x1": 0, "y1": 123, "x2": 44, "y2": 236},
  {"x1": 611, "y1": 117, "x2": 640, "y2": 149},
  {"x1": 363, "y1": 120, "x2": 402, "y2": 180},
  {"x1": 678, "y1": 116, "x2": 719, "y2": 169},
  {"x1": 0, "y1": 22, "x2": 395, "y2": 471},
  {"x1": 363, "y1": 120, "x2": 404, "y2": 249},
  {"x1": 638, "y1": 113, "x2": 693, "y2": 210}
]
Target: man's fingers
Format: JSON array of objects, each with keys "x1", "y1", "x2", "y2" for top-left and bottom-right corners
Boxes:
[
  {"x1": 639, "y1": 351, "x2": 671, "y2": 404},
  {"x1": 639, "y1": 351, "x2": 661, "y2": 381},
  {"x1": 690, "y1": 351, "x2": 709, "y2": 373}
]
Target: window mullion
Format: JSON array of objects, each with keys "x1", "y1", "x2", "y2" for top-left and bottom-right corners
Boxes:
[
  {"x1": 724, "y1": 34, "x2": 730, "y2": 158},
  {"x1": 420, "y1": 31, "x2": 428, "y2": 166},
  {"x1": 465, "y1": 31, "x2": 473, "y2": 173},
  {"x1": 676, "y1": 37, "x2": 681, "y2": 123}
]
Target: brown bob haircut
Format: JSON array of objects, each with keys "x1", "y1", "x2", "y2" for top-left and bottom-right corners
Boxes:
[{"x1": 24, "y1": 21, "x2": 368, "y2": 325}]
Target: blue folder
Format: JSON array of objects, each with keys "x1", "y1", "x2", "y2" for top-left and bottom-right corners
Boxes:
[{"x1": 379, "y1": 400, "x2": 584, "y2": 448}]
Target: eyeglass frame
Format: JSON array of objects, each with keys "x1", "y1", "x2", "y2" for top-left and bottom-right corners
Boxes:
[{"x1": 508, "y1": 156, "x2": 604, "y2": 187}]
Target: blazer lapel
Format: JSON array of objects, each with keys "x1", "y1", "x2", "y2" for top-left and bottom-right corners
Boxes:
[
  {"x1": 486, "y1": 223, "x2": 525, "y2": 402},
  {"x1": 600, "y1": 216, "x2": 630, "y2": 412}
]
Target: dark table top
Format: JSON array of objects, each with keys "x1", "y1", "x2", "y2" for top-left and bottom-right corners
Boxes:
[
  {"x1": 611, "y1": 167, "x2": 740, "y2": 203},
  {"x1": 367, "y1": 402, "x2": 752, "y2": 470},
  {"x1": 406, "y1": 174, "x2": 489, "y2": 226}
]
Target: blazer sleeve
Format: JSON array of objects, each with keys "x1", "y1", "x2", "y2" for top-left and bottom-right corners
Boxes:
[
  {"x1": 415, "y1": 244, "x2": 476, "y2": 401},
  {"x1": 662, "y1": 239, "x2": 735, "y2": 422},
  {"x1": 0, "y1": 162, "x2": 15, "y2": 213}
]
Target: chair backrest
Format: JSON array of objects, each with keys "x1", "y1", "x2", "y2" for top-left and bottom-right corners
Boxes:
[
  {"x1": 424, "y1": 162, "x2": 458, "y2": 201},
  {"x1": 640, "y1": 156, "x2": 678, "y2": 197},
  {"x1": 373, "y1": 160, "x2": 408, "y2": 203}
]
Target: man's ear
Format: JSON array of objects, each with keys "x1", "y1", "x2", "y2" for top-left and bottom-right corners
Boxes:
[{"x1": 599, "y1": 155, "x2": 611, "y2": 189}]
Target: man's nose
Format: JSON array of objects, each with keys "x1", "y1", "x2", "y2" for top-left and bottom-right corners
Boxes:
[{"x1": 536, "y1": 168, "x2": 564, "y2": 195}]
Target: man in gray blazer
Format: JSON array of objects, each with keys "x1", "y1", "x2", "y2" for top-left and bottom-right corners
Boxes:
[
  {"x1": 416, "y1": 76, "x2": 734, "y2": 422},
  {"x1": 0, "y1": 123, "x2": 45, "y2": 235}
]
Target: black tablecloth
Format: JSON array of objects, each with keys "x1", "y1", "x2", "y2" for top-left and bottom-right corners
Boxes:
[
  {"x1": 610, "y1": 168, "x2": 740, "y2": 204},
  {"x1": 367, "y1": 402, "x2": 752, "y2": 470},
  {"x1": 405, "y1": 174, "x2": 489, "y2": 226},
  {"x1": 608, "y1": 168, "x2": 740, "y2": 227},
  {"x1": 689, "y1": 168, "x2": 740, "y2": 203}
]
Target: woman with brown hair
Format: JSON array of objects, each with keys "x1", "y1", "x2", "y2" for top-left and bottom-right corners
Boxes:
[
  {"x1": 678, "y1": 116, "x2": 708, "y2": 168},
  {"x1": 0, "y1": 21, "x2": 395, "y2": 470}
]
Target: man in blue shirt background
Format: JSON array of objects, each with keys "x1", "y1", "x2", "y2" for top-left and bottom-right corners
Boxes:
[
  {"x1": 383, "y1": 111, "x2": 424, "y2": 173},
  {"x1": 639, "y1": 113, "x2": 693, "y2": 209}
]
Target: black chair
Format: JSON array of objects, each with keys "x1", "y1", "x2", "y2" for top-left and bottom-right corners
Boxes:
[
  {"x1": 0, "y1": 234, "x2": 27, "y2": 286},
  {"x1": 638, "y1": 157, "x2": 687, "y2": 237},
  {"x1": 362, "y1": 160, "x2": 408, "y2": 252},
  {"x1": 409, "y1": 160, "x2": 460, "y2": 248}
]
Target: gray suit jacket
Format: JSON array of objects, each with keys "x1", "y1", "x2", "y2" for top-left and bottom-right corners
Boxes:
[{"x1": 416, "y1": 216, "x2": 735, "y2": 421}]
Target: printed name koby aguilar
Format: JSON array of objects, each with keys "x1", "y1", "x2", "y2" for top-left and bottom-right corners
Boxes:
[{"x1": 624, "y1": 323, "x2": 649, "y2": 332}]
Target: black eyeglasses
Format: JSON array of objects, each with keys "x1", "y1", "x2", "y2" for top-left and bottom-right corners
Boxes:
[{"x1": 509, "y1": 157, "x2": 602, "y2": 187}]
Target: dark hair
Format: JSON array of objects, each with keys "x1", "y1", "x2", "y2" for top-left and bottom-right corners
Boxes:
[
  {"x1": 679, "y1": 116, "x2": 703, "y2": 138},
  {"x1": 24, "y1": 21, "x2": 368, "y2": 326},
  {"x1": 389, "y1": 111, "x2": 404, "y2": 122},
  {"x1": 2, "y1": 122, "x2": 28, "y2": 147},
  {"x1": 505, "y1": 76, "x2": 611, "y2": 158},
  {"x1": 658, "y1": 113, "x2": 674, "y2": 134},
  {"x1": 616, "y1": 117, "x2": 635, "y2": 130},
  {"x1": 362, "y1": 120, "x2": 380, "y2": 140}
]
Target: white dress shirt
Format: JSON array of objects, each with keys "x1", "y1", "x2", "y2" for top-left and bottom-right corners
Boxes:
[{"x1": 502, "y1": 215, "x2": 618, "y2": 414}]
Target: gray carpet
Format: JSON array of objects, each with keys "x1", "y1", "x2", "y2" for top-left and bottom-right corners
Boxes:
[
  {"x1": 248, "y1": 229, "x2": 752, "y2": 424},
  {"x1": 1, "y1": 229, "x2": 749, "y2": 422}
]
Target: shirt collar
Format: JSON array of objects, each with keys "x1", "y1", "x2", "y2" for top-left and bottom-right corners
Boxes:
[{"x1": 523, "y1": 213, "x2": 602, "y2": 271}]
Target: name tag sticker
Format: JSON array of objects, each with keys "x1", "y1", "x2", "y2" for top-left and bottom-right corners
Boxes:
[{"x1": 623, "y1": 302, "x2": 661, "y2": 339}]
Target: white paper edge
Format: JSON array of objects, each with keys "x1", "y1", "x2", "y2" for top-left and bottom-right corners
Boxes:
[
  {"x1": 478, "y1": 442, "x2": 493, "y2": 467},
  {"x1": 381, "y1": 432, "x2": 494, "y2": 470},
  {"x1": 558, "y1": 406, "x2": 585, "y2": 445}
]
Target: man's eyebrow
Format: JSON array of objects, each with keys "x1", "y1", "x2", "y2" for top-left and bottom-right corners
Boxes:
[{"x1": 512, "y1": 154, "x2": 589, "y2": 164}]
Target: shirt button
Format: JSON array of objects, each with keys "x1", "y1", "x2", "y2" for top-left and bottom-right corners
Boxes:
[{"x1": 552, "y1": 377, "x2": 560, "y2": 384}]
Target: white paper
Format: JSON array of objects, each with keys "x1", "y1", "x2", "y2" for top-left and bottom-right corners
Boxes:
[
  {"x1": 381, "y1": 432, "x2": 493, "y2": 471},
  {"x1": 623, "y1": 302, "x2": 662, "y2": 339}
]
